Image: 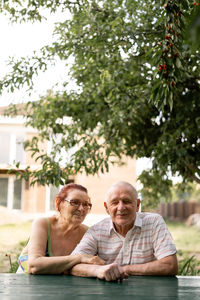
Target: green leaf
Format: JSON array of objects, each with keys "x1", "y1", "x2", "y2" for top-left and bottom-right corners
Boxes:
[{"x1": 176, "y1": 58, "x2": 182, "y2": 69}]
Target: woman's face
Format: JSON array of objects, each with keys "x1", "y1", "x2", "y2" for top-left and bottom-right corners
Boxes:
[{"x1": 60, "y1": 189, "x2": 91, "y2": 224}]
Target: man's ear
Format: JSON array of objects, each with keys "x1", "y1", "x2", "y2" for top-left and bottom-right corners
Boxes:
[
  {"x1": 104, "y1": 202, "x2": 110, "y2": 215},
  {"x1": 136, "y1": 198, "x2": 141, "y2": 212}
]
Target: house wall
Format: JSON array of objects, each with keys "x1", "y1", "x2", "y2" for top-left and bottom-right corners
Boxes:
[
  {"x1": 0, "y1": 116, "x2": 48, "y2": 212},
  {"x1": 23, "y1": 183, "x2": 46, "y2": 213},
  {"x1": 0, "y1": 114, "x2": 137, "y2": 214},
  {"x1": 75, "y1": 156, "x2": 137, "y2": 214},
  {"x1": 25, "y1": 132, "x2": 47, "y2": 165}
]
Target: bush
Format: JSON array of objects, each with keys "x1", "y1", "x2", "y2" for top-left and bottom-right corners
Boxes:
[
  {"x1": 7, "y1": 240, "x2": 27, "y2": 273},
  {"x1": 178, "y1": 251, "x2": 200, "y2": 276}
]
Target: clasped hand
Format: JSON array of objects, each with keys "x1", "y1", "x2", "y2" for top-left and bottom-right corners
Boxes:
[{"x1": 96, "y1": 263, "x2": 129, "y2": 282}]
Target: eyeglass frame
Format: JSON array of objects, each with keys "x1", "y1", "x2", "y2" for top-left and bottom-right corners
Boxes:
[{"x1": 64, "y1": 198, "x2": 92, "y2": 210}]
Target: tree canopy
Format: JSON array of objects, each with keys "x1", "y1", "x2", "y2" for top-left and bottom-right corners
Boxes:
[{"x1": 0, "y1": 0, "x2": 200, "y2": 208}]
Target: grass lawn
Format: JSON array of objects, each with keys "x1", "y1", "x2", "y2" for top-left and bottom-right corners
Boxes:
[
  {"x1": 166, "y1": 220, "x2": 200, "y2": 254},
  {"x1": 0, "y1": 221, "x2": 31, "y2": 273},
  {"x1": 166, "y1": 220, "x2": 200, "y2": 275}
]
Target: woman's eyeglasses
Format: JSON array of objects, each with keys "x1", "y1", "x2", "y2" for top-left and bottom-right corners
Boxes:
[{"x1": 65, "y1": 199, "x2": 92, "y2": 210}]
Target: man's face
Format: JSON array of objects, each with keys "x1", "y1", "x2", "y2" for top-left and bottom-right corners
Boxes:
[{"x1": 104, "y1": 185, "x2": 140, "y2": 233}]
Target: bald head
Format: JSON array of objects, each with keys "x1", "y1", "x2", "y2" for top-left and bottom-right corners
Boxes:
[
  {"x1": 104, "y1": 182, "x2": 140, "y2": 234},
  {"x1": 105, "y1": 181, "x2": 138, "y2": 203}
]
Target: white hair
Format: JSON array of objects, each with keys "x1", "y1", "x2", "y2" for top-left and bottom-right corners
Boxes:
[{"x1": 105, "y1": 181, "x2": 138, "y2": 203}]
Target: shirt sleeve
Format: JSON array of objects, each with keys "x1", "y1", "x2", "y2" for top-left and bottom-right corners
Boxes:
[
  {"x1": 71, "y1": 228, "x2": 98, "y2": 255},
  {"x1": 152, "y1": 214, "x2": 177, "y2": 260}
]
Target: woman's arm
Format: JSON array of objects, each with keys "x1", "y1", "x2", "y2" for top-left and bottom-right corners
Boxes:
[
  {"x1": 28, "y1": 218, "x2": 104, "y2": 275},
  {"x1": 71, "y1": 263, "x2": 127, "y2": 281}
]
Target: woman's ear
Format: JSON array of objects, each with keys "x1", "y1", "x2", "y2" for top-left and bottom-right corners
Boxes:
[{"x1": 55, "y1": 197, "x2": 60, "y2": 212}]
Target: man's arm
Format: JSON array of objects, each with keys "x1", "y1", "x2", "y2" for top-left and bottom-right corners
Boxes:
[
  {"x1": 124, "y1": 213, "x2": 178, "y2": 276},
  {"x1": 71, "y1": 263, "x2": 127, "y2": 281},
  {"x1": 70, "y1": 223, "x2": 127, "y2": 281},
  {"x1": 122, "y1": 254, "x2": 178, "y2": 276}
]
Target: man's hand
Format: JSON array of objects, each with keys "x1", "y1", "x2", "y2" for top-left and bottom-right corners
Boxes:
[{"x1": 96, "y1": 263, "x2": 128, "y2": 281}]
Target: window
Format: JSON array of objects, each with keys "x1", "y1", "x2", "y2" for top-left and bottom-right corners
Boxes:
[
  {"x1": 50, "y1": 185, "x2": 60, "y2": 210},
  {"x1": 48, "y1": 181, "x2": 73, "y2": 211},
  {"x1": 13, "y1": 179, "x2": 22, "y2": 210},
  {"x1": 0, "y1": 133, "x2": 10, "y2": 164},
  {"x1": 16, "y1": 135, "x2": 25, "y2": 164},
  {"x1": 0, "y1": 178, "x2": 8, "y2": 206},
  {"x1": 0, "y1": 132, "x2": 25, "y2": 165},
  {"x1": 0, "y1": 176, "x2": 22, "y2": 209}
]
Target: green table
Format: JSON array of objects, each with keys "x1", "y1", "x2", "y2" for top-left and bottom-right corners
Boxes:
[{"x1": 0, "y1": 274, "x2": 200, "y2": 299}]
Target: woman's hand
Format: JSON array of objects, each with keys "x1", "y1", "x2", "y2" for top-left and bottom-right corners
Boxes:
[{"x1": 80, "y1": 254, "x2": 105, "y2": 265}]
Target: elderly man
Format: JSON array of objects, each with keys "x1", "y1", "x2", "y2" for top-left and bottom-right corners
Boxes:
[{"x1": 71, "y1": 181, "x2": 178, "y2": 281}]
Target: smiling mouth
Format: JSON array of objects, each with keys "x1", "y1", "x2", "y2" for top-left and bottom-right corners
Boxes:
[
  {"x1": 74, "y1": 214, "x2": 84, "y2": 217},
  {"x1": 116, "y1": 214, "x2": 128, "y2": 217}
]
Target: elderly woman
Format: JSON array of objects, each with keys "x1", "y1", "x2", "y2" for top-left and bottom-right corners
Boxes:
[{"x1": 17, "y1": 183, "x2": 104, "y2": 274}]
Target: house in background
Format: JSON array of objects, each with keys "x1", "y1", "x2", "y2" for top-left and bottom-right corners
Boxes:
[{"x1": 0, "y1": 105, "x2": 137, "y2": 215}]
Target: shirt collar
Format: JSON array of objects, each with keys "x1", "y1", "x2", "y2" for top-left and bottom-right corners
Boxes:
[
  {"x1": 108, "y1": 218, "x2": 114, "y2": 235},
  {"x1": 134, "y1": 212, "x2": 143, "y2": 228},
  {"x1": 108, "y1": 212, "x2": 142, "y2": 235}
]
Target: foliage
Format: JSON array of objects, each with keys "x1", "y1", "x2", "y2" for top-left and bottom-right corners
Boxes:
[
  {"x1": 185, "y1": 3, "x2": 200, "y2": 50},
  {"x1": 7, "y1": 240, "x2": 27, "y2": 273},
  {"x1": 166, "y1": 220, "x2": 200, "y2": 253},
  {"x1": 0, "y1": 1, "x2": 200, "y2": 208},
  {"x1": 139, "y1": 170, "x2": 173, "y2": 209},
  {"x1": 171, "y1": 182, "x2": 200, "y2": 203},
  {"x1": 178, "y1": 251, "x2": 200, "y2": 276}
]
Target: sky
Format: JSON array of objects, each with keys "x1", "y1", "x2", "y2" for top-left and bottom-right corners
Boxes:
[{"x1": 0, "y1": 11, "x2": 69, "y2": 107}]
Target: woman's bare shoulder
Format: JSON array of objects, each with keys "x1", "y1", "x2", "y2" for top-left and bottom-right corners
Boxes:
[
  {"x1": 80, "y1": 224, "x2": 89, "y2": 233},
  {"x1": 31, "y1": 217, "x2": 49, "y2": 230}
]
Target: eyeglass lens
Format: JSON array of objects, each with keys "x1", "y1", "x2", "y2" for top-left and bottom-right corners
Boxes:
[{"x1": 66, "y1": 199, "x2": 92, "y2": 209}]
